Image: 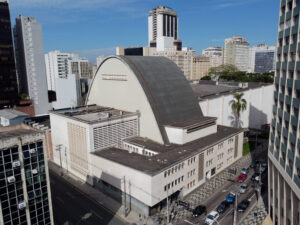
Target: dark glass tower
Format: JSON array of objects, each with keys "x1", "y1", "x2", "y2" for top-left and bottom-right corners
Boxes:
[
  {"x1": 269, "y1": 1, "x2": 300, "y2": 225},
  {"x1": 0, "y1": 0, "x2": 18, "y2": 108}
]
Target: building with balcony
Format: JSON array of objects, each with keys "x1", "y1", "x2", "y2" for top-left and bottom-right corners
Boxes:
[
  {"x1": 0, "y1": 124, "x2": 53, "y2": 225},
  {"x1": 50, "y1": 56, "x2": 244, "y2": 216},
  {"x1": 268, "y1": 1, "x2": 300, "y2": 225}
]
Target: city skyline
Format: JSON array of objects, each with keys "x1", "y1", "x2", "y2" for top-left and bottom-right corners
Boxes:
[{"x1": 10, "y1": 0, "x2": 279, "y2": 62}]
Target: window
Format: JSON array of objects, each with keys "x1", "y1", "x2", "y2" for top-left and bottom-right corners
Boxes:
[
  {"x1": 218, "y1": 143, "x2": 224, "y2": 149},
  {"x1": 207, "y1": 148, "x2": 213, "y2": 156}
]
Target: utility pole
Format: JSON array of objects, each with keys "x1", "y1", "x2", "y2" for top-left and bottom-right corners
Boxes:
[
  {"x1": 167, "y1": 188, "x2": 169, "y2": 224},
  {"x1": 233, "y1": 192, "x2": 238, "y2": 225},
  {"x1": 56, "y1": 144, "x2": 63, "y2": 176}
]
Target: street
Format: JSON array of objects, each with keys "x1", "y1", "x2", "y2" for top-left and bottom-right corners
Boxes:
[{"x1": 50, "y1": 172, "x2": 126, "y2": 225}]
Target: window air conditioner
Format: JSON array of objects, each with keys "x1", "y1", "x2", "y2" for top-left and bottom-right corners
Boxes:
[
  {"x1": 29, "y1": 149, "x2": 36, "y2": 154},
  {"x1": 32, "y1": 169, "x2": 38, "y2": 174},
  {"x1": 12, "y1": 160, "x2": 21, "y2": 168},
  {"x1": 18, "y1": 201, "x2": 26, "y2": 209},
  {"x1": 7, "y1": 176, "x2": 16, "y2": 183}
]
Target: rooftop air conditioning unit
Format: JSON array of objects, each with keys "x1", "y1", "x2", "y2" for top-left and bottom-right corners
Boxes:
[
  {"x1": 32, "y1": 169, "x2": 38, "y2": 175},
  {"x1": 29, "y1": 149, "x2": 36, "y2": 154},
  {"x1": 18, "y1": 201, "x2": 26, "y2": 209},
  {"x1": 12, "y1": 160, "x2": 21, "y2": 168},
  {"x1": 7, "y1": 176, "x2": 15, "y2": 183}
]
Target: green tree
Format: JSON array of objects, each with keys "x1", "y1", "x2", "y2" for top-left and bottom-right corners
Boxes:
[
  {"x1": 208, "y1": 64, "x2": 238, "y2": 80},
  {"x1": 229, "y1": 93, "x2": 247, "y2": 128},
  {"x1": 200, "y1": 75, "x2": 211, "y2": 80}
]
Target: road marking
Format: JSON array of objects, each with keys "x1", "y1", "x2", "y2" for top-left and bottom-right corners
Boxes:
[{"x1": 184, "y1": 219, "x2": 196, "y2": 225}]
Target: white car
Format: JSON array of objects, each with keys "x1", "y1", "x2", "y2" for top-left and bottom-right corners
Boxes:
[
  {"x1": 240, "y1": 167, "x2": 249, "y2": 175},
  {"x1": 205, "y1": 210, "x2": 219, "y2": 225}
]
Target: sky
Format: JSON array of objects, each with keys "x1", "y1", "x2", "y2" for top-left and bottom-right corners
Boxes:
[{"x1": 9, "y1": 0, "x2": 280, "y2": 63}]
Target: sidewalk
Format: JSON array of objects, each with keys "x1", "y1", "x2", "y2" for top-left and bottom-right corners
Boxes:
[{"x1": 48, "y1": 161, "x2": 156, "y2": 225}]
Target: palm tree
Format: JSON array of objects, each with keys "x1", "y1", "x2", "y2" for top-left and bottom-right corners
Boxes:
[{"x1": 229, "y1": 93, "x2": 247, "y2": 128}]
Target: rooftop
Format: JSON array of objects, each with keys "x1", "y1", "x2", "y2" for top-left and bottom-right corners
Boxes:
[
  {"x1": 191, "y1": 81, "x2": 272, "y2": 100},
  {"x1": 0, "y1": 124, "x2": 41, "y2": 140},
  {"x1": 0, "y1": 109, "x2": 30, "y2": 120},
  {"x1": 50, "y1": 105, "x2": 137, "y2": 124},
  {"x1": 92, "y1": 125, "x2": 242, "y2": 175}
]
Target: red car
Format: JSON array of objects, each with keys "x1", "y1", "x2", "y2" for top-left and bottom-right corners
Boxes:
[{"x1": 237, "y1": 174, "x2": 247, "y2": 183}]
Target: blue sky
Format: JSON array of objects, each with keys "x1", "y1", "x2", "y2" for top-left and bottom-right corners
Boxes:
[{"x1": 10, "y1": 0, "x2": 279, "y2": 63}]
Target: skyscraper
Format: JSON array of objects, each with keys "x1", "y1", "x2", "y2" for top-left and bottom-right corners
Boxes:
[
  {"x1": 249, "y1": 44, "x2": 276, "y2": 74},
  {"x1": 0, "y1": 124, "x2": 54, "y2": 225},
  {"x1": 268, "y1": 1, "x2": 300, "y2": 225},
  {"x1": 202, "y1": 46, "x2": 224, "y2": 68},
  {"x1": 14, "y1": 16, "x2": 50, "y2": 115},
  {"x1": 0, "y1": 0, "x2": 18, "y2": 108},
  {"x1": 224, "y1": 36, "x2": 250, "y2": 71}
]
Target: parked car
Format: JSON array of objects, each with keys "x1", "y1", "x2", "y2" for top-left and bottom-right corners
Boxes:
[
  {"x1": 217, "y1": 201, "x2": 230, "y2": 213},
  {"x1": 240, "y1": 167, "x2": 249, "y2": 175},
  {"x1": 237, "y1": 199, "x2": 250, "y2": 212},
  {"x1": 251, "y1": 172, "x2": 260, "y2": 181},
  {"x1": 226, "y1": 192, "x2": 236, "y2": 203},
  {"x1": 250, "y1": 160, "x2": 260, "y2": 168},
  {"x1": 177, "y1": 200, "x2": 190, "y2": 209},
  {"x1": 237, "y1": 174, "x2": 247, "y2": 183},
  {"x1": 260, "y1": 163, "x2": 267, "y2": 173},
  {"x1": 239, "y1": 183, "x2": 249, "y2": 193},
  {"x1": 192, "y1": 205, "x2": 207, "y2": 217},
  {"x1": 205, "y1": 211, "x2": 219, "y2": 225}
]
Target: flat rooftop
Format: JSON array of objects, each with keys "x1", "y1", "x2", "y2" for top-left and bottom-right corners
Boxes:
[
  {"x1": 92, "y1": 125, "x2": 243, "y2": 176},
  {"x1": 191, "y1": 81, "x2": 272, "y2": 100},
  {"x1": 0, "y1": 124, "x2": 41, "y2": 140},
  {"x1": 50, "y1": 105, "x2": 137, "y2": 124}
]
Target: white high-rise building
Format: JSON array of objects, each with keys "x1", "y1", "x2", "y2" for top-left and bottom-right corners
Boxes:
[
  {"x1": 14, "y1": 16, "x2": 50, "y2": 115},
  {"x1": 224, "y1": 36, "x2": 250, "y2": 71},
  {"x1": 202, "y1": 46, "x2": 223, "y2": 68},
  {"x1": 249, "y1": 44, "x2": 276, "y2": 73}
]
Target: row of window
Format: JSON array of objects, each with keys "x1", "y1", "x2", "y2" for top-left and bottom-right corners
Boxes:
[
  {"x1": 217, "y1": 162, "x2": 224, "y2": 170},
  {"x1": 187, "y1": 156, "x2": 196, "y2": 165},
  {"x1": 217, "y1": 153, "x2": 224, "y2": 160},
  {"x1": 164, "y1": 176, "x2": 184, "y2": 191},
  {"x1": 207, "y1": 148, "x2": 214, "y2": 156},
  {"x1": 228, "y1": 138, "x2": 234, "y2": 144},
  {"x1": 164, "y1": 162, "x2": 185, "y2": 177},
  {"x1": 187, "y1": 169, "x2": 196, "y2": 178},
  {"x1": 228, "y1": 148, "x2": 234, "y2": 154},
  {"x1": 187, "y1": 180, "x2": 196, "y2": 189}
]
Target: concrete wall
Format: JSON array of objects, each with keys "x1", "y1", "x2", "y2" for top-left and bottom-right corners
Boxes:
[{"x1": 199, "y1": 85, "x2": 273, "y2": 129}]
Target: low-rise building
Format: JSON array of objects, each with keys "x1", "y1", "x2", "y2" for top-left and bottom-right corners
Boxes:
[
  {"x1": 50, "y1": 56, "x2": 244, "y2": 216},
  {"x1": 0, "y1": 124, "x2": 54, "y2": 225},
  {"x1": 0, "y1": 109, "x2": 31, "y2": 126}
]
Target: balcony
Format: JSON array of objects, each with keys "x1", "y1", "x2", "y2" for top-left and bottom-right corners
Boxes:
[
  {"x1": 283, "y1": 126, "x2": 289, "y2": 138},
  {"x1": 276, "y1": 136, "x2": 281, "y2": 148},
  {"x1": 270, "y1": 144, "x2": 274, "y2": 153},
  {"x1": 279, "y1": 93, "x2": 285, "y2": 103},
  {"x1": 277, "y1": 123, "x2": 282, "y2": 133},
  {"x1": 281, "y1": 142, "x2": 287, "y2": 153},
  {"x1": 295, "y1": 80, "x2": 300, "y2": 90},
  {"x1": 280, "y1": 15, "x2": 285, "y2": 23},
  {"x1": 285, "y1": 95, "x2": 292, "y2": 105},
  {"x1": 288, "y1": 149, "x2": 295, "y2": 161},
  {"x1": 279, "y1": 31, "x2": 284, "y2": 39},
  {"x1": 286, "y1": 165, "x2": 293, "y2": 177},
  {"x1": 297, "y1": 62, "x2": 300, "y2": 71},
  {"x1": 290, "y1": 132, "x2": 296, "y2": 145},
  {"x1": 294, "y1": 6, "x2": 300, "y2": 16},
  {"x1": 272, "y1": 118, "x2": 276, "y2": 128},
  {"x1": 288, "y1": 61, "x2": 295, "y2": 71},
  {"x1": 291, "y1": 115, "x2": 298, "y2": 127},
  {"x1": 296, "y1": 156, "x2": 300, "y2": 169},
  {"x1": 293, "y1": 97, "x2": 299, "y2": 108},
  {"x1": 292, "y1": 26, "x2": 299, "y2": 35},
  {"x1": 294, "y1": 175, "x2": 300, "y2": 188},
  {"x1": 282, "y1": 62, "x2": 287, "y2": 70},
  {"x1": 271, "y1": 132, "x2": 275, "y2": 141},
  {"x1": 275, "y1": 76, "x2": 280, "y2": 84},
  {"x1": 280, "y1": 158, "x2": 286, "y2": 168},
  {"x1": 273, "y1": 105, "x2": 277, "y2": 115},
  {"x1": 287, "y1": 78, "x2": 293, "y2": 88},
  {"x1": 275, "y1": 150, "x2": 280, "y2": 160},
  {"x1": 284, "y1": 45, "x2": 289, "y2": 53},
  {"x1": 286, "y1": 11, "x2": 292, "y2": 21}
]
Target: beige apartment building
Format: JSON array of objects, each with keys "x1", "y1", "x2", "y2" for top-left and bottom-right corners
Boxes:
[{"x1": 190, "y1": 56, "x2": 210, "y2": 80}]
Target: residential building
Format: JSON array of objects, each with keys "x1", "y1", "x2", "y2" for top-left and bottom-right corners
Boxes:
[
  {"x1": 268, "y1": 1, "x2": 300, "y2": 225},
  {"x1": 0, "y1": 109, "x2": 31, "y2": 126},
  {"x1": 190, "y1": 56, "x2": 210, "y2": 80},
  {"x1": 224, "y1": 36, "x2": 250, "y2": 71},
  {"x1": 14, "y1": 16, "x2": 50, "y2": 115},
  {"x1": 0, "y1": 0, "x2": 18, "y2": 108},
  {"x1": 51, "y1": 56, "x2": 244, "y2": 216},
  {"x1": 0, "y1": 124, "x2": 54, "y2": 225},
  {"x1": 202, "y1": 46, "x2": 224, "y2": 68},
  {"x1": 192, "y1": 81, "x2": 274, "y2": 129},
  {"x1": 249, "y1": 44, "x2": 276, "y2": 73}
]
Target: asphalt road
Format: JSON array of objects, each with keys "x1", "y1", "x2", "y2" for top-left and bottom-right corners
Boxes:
[
  {"x1": 50, "y1": 172, "x2": 126, "y2": 225},
  {"x1": 178, "y1": 144, "x2": 268, "y2": 225}
]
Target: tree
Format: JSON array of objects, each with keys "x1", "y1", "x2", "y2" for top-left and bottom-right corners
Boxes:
[
  {"x1": 229, "y1": 93, "x2": 247, "y2": 128},
  {"x1": 200, "y1": 75, "x2": 211, "y2": 80},
  {"x1": 208, "y1": 64, "x2": 238, "y2": 80}
]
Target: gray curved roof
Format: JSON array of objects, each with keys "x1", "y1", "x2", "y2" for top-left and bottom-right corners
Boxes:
[{"x1": 119, "y1": 56, "x2": 206, "y2": 143}]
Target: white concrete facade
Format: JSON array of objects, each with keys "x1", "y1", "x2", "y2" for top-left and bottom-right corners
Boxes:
[{"x1": 199, "y1": 84, "x2": 273, "y2": 129}]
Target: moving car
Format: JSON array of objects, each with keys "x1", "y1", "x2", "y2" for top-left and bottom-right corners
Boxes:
[
  {"x1": 192, "y1": 205, "x2": 207, "y2": 217},
  {"x1": 237, "y1": 199, "x2": 250, "y2": 212},
  {"x1": 240, "y1": 167, "x2": 249, "y2": 175},
  {"x1": 226, "y1": 192, "x2": 236, "y2": 203},
  {"x1": 251, "y1": 172, "x2": 260, "y2": 181},
  {"x1": 237, "y1": 174, "x2": 247, "y2": 183},
  {"x1": 239, "y1": 183, "x2": 249, "y2": 193},
  {"x1": 205, "y1": 211, "x2": 219, "y2": 225},
  {"x1": 217, "y1": 201, "x2": 230, "y2": 213}
]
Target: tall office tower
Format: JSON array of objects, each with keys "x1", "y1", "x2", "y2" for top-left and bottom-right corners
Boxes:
[
  {"x1": 14, "y1": 16, "x2": 50, "y2": 115},
  {"x1": 148, "y1": 6, "x2": 182, "y2": 50},
  {"x1": 0, "y1": 124, "x2": 54, "y2": 225},
  {"x1": 268, "y1": 1, "x2": 300, "y2": 225},
  {"x1": 0, "y1": 0, "x2": 18, "y2": 108},
  {"x1": 202, "y1": 46, "x2": 223, "y2": 68},
  {"x1": 249, "y1": 44, "x2": 276, "y2": 74},
  {"x1": 224, "y1": 36, "x2": 250, "y2": 71}
]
